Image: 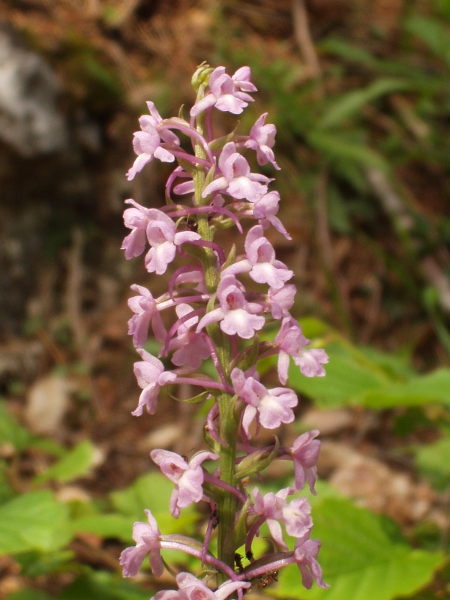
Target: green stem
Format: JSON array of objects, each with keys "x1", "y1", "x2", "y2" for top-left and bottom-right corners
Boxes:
[
  {"x1": 192, "y1": 110, "x2": 239, "y2": 579},
  {"x1": 193, "y1": 118, "x2": 216, "y2": 292},
  {"x1": 217, "y1": 391, "x2": 238, "y2": 574}
]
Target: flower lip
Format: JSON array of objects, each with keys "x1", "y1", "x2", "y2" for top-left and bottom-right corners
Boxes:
[
  {"x1": 119, "y1": 509, "x2": 163, "y2": 578},
  {"x1": 151, "y1": 449, "x2": 218, "y2": 518}
]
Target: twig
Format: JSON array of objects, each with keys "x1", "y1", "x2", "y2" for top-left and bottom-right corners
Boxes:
[
  {"x1": 365, "y1": 168, "x2": 415, "y2": 232},
  {"x1": 70, "y1": 538, "x2": 120, "y2": 571},
  {"x1": 359, "y1": 276, "x2": 383, "y2": 344},
  {"x1": 292, "y1": 0, "x2": 322, "y2": 80},
  {"x1": 315, "y1": 169, "x2": 352, "y2": 333},
  {"x1": 421, "y1": 257, "x2": 450, "y2": 313},
  {"x1": 36, "y1": 327, "x2": 66, "y2": 366},
  {"x1": 390, "y1": 94, "x2": 430, "y2": 143},
  {"x1": 66, "y1": 228, "x2": 87, "y2": 357},
  {"x1": 65, "y1": 228, "x2": 105, "y2": 414}
]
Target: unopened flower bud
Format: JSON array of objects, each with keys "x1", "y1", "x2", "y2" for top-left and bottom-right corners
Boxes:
[{"x1": 191, "y1": 61, "x2": 214, "y2": 92}]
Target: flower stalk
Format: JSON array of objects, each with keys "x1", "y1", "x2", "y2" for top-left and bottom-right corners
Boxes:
[{"x1": 120, "y1": 63, "x2": 330, "y2": 599}]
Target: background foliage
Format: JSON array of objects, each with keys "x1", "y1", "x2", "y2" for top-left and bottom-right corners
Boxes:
[{"x1": 0, "y1": 1, "x2": 449, "y2": 599}]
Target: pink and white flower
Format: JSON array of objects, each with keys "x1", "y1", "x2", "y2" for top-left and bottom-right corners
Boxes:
[
  {"x1": 190, "y1": 66, "x2": 256, "y2": 117},
  {"x1": 245, "y1": 112, "x2": 280, "y2": 170},
  {"x1": 150, "y1": 449, "x2": 218, "y2": 518},
  {"x1": 168, "y1": 304, "x2": 211, "y2": 369},
  {"x1": 120, "y1": 509, "x2": 163, "y2": 578},
  {"x1": 127, "y1": 101, "x2": 180, "y2": 180},
  {"x1": 152, "y1": 572, "x2": 250, "y2": 600},
  {"x1": 202, "y1": 142, "x2": 271, "y2": 203},
  {"x1": 121, "y1": 199, "x2": 150, "y2": 259},
  {"x1": 275, "y1": 317, "x2": 329, "y2": 384},
  {"x1": 197, "y1": 276, "x2": 265, "y2": 339},
  {"x1": 294, "y1": 537, "x2": 329, "y2": 589},
  {"x1": 144, "y1": 209, "x2": 201, "y2": 275},
  {"x1": 132, "y1": 349, "x2": 176, "y2": 416},
  {"x1": 222, "y1": 225, "x2": 293, "y2": 291},
  {"x1": 290, "y1": 430, "x2": 321, "y2": 494},
  {"x1": 128, "y1": 284, "x2": 167, "y2": 347},
  {"x1": 252, "y1": 191, "x2": 291, "y2": 239},
  {"x1": 267, "y1": 285, "x2": 296, "y2": 319},
  {"x1": 252, "y1": 487, "x2": 313, "y2": 550},
  {"x1": 231, "y1": 368, "x2": 298, "y2": 436}
]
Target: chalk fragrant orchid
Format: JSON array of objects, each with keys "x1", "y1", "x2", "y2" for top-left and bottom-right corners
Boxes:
[{"x1": 120, "y1": 63, "x2": 329, "y2": 599}]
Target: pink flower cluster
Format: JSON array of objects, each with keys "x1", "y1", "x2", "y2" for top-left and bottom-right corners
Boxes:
[{"x1": 120, "y1": 64, "x2": 329, "y2": 599}]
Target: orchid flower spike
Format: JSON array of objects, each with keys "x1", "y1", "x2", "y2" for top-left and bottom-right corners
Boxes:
[{"x1": 120, "y1": 63, "x2": 329, "y2": 596}]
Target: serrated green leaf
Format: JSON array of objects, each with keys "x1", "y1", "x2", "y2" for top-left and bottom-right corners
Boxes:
[
  {"x1": 320, "y1": 79, "x2": 412, "y2": 129},
  {"x1": 274, "y1": 498, "x2": 444, "y2": 600},
  {"x1": 35, "y1": 440, "x2": 96, "y2": 484},
  {"x1": 0, "y1": 490, "x2": 71, "y2": 554}
]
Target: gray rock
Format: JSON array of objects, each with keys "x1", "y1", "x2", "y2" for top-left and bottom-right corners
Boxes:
[{"x1": 0, "y1": 25, "x2": 68, "y2": 156}]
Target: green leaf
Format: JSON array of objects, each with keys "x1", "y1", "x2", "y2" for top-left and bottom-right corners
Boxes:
[
  {"x1": 0, "y1": 491, "x2": 71, "y2": 554},
  {"x1": 299, "y1": 317, "x2": 330, "y2": 339},
  {"x1": 274, "y1": 498, "x2": 444, "y2": 600},
  {"x1": 14, "y1": 549, "x2": 74, "y2": 577},
  {"x1": 318, "y1": 36, "x2": 441, "y2": 89},
  {"x1": 29, "y1": 436, "x2": 66, "y2": 457},
  {"x1": 320, "y1": 79, "x2": 412, "y2": 129},
  {"x1": 34, "y1": 440, "x2": 96, "y2": 484},
  {"x1": 404, "y1": 16, "x2": 450, "y2": 67},
  {"x1": 318, "y1": 37, "x2": 377, "y2": 67},
  {"x1": 229, "y1": 496, "x2": 253, "y2": 552},
  {"x1": 58, "y1": 572, "x2": 151, "y2": 600},
  {"x1": 415, "y1": 436, "x2": 450, "y2": 491},
  {"x1": 110, "y1": 473, "x2": 197, "y2": 535},
  {"x1": 0, "y1": 479, "x2": 15, "y2": 504},
  {"x1": 7, "y1": 590, "x2": 52, "y2": 600},
  {"x1": 289, "y1": 338, "x2": 450, "y2": 410},
  {"x1": 169, "y1": 390, "x2": 211, "y2": 404},
  {"x1": 70, "y1": 514, "x2": 136, "y2": 542},
  {"x1": 327, "y1": 187, "x2": 353, "y2": 234},
  {"x1": 307, "y1": 131, "x2": 388, "y2": 172},
  {"x1": 362, "y1": 369, "x2": 450, "y2": 409},
  {"x1": 288, "y1": 341, "x2": 390, "y2": 408},
  {"x1": 236, "y1": 437, "x2": 280, "y2": 479},
  {"x1": 0, "y1": 401, "x2": 31, "y2": 451}
]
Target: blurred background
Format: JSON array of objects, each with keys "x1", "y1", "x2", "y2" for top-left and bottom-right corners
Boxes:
[{"x1": 0, "y1": 1, "x2": 449, "y2": 599}]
